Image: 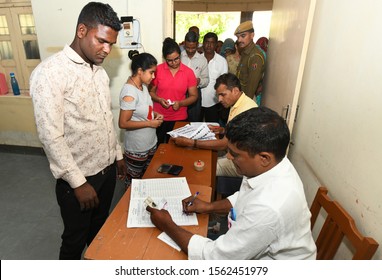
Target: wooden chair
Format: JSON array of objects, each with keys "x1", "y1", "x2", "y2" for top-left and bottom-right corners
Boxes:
[{"x1": 310, "y1": 186, "x2": 379, "y2": 259}]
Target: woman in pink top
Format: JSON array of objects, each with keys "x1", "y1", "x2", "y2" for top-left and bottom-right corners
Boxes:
[{"x1": 149, "y1": 37, "x2": 198, "y2": 143}]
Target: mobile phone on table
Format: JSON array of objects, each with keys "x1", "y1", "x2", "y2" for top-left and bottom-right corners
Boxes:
[{"x1": 157, "y1": 164, "x2": 183, "y2": 175}]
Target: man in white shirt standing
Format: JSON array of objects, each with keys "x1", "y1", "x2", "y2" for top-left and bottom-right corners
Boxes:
[
  {"x1": 30, "y1": 2, "x2": 127, "y2": 259},
  {"x1": 181, "y1": 30, "x2": 209, "y2": 122},
  {"x1": 200, "y1": 32, "x2": 228, "y2": 123},
  {"x1": 147, "y1": 107, "x2": 317, "y2": 260}
]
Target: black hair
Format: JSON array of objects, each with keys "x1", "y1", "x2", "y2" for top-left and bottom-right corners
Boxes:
[
  {"x1": 162, "y1": 37, "x2": 181, "y2": 58},
  {"x1": 188, "y1": 26, "x2": 199, "y2": 34},
  {"x1": 214, "y1": 73, "x2": 241, "y2": 91},
  {"x1": 225, "y1": 107, "x2": 290, "y2": 161},
  {"x1": 184, "y1": 31, "x2": 199, "y2": 43},
  {"x1": 76, "y1": 2, "x2": 122, "y2": 32},
  {"x1": 203, "y1": 32, "x2": 218, "y2": 43},
  {"x1": 130, "y1": 53, "x2": 157, "y2": 75}
]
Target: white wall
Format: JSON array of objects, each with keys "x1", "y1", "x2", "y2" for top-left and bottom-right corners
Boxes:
[
  {"x1": 289, "y1": 0, "x2": 382, "y2": 259},
  {"x1": 31, "y1": 0, "x2": 171, "y2": 143}
]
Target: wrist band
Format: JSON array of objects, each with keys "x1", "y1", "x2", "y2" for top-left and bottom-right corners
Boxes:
[{"x1": 193, "y1": 139, "x2": 197, "y2": 148}]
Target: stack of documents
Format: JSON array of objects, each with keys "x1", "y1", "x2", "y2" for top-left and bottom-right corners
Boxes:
[
  {"x1": 167, "y1": 123, "x2": 217, "y2": 140},
  {"x1": 127, "y1": 177, "x2": 198, "y2": 228}
]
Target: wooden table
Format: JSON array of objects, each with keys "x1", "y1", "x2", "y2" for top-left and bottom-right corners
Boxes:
[
  {"x1": 84, "y1": 183, "x2": 211, "y2": 260},
  {"x1": 142, "y1": 143, "x2": 214, "y2": 188},
  {"x1": 168, "y1": 121, "x2": 217, "y2": 192},
  {"x1": 147, "y1": 120, "x2": 218, "y2": 193},
  {"x1": 85, "y1": 123, "x2": 217, "y2": 259}
]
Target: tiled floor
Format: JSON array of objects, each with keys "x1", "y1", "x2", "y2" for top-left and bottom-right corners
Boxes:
[{"x1": 0, "y1": 146, "x2": 125, "y2": 260}]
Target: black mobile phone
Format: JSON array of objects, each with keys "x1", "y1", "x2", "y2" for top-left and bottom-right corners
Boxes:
[
  {"x1": 167, "y1": 165, "x2": 183, "y2": 175},
  {"x1": 157, "y1": 164, "x2": 183, "y2": 175},
  {"x1": 157, "y1": 164, "x2": 172, "y2": 173}
]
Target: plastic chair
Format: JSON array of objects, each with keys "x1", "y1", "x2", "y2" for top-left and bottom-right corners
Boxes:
[{"x1": 310, "y1": 186, "x2": 379, "y2": 259}]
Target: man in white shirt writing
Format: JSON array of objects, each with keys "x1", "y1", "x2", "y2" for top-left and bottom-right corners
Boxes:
[{"x1": 147, "y1": 107, "x2": 316, "y2": 260}]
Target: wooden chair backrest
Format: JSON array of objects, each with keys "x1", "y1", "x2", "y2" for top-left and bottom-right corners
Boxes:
[{"x1": 310, "y1": 186, "x2": 379, "y2": 260}]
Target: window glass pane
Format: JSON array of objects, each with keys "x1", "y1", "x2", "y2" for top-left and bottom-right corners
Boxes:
[
  {"x1": 19, "y1": 14, "x2": 36, "y2": 35},
  {"x1": 23, "y1": 40, "x2": 40, "y2": 59},
  {"x1": 0, "y1": 15, "x2": 10, "y2": 35},
  {"x1": 0, "y1": 41, "x2": 13, "y2": 59}
]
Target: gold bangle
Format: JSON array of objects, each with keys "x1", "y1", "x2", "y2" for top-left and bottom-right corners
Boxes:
[{"x1": 193, "y1": 139, "x2": 197, "y2": 148}]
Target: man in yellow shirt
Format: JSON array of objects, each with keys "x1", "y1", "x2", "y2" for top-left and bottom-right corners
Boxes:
[{"x1": 173, "y1": 73, "x2": 257, "y2": 177}]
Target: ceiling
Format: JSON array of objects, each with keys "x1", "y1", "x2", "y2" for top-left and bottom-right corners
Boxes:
[{"x1": 174, "y1": 0, "x2": 273, "y2": 12}]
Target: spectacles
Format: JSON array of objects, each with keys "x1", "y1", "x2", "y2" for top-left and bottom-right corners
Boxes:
[{"x1": 166, "y1": 56, "x2": 180, "y2": 63}]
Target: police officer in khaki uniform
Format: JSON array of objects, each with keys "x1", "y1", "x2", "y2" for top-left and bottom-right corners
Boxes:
[{"x1": 235, "y1": 21, "x2": 265, "y2": 100}]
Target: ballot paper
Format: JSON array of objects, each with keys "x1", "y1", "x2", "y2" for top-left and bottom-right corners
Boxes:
[
  {"x1": 189, "y1": 122, "x2": 219, "y2": 127},
  {"x1": 167, "y1": 123, "x2": 216, "y2": 140},
  {"x1": 127, "y1": 177, "x2": 198, "y2": 228}
]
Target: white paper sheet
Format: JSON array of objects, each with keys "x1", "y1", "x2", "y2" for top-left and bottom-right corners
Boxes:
[
  {"x1": 167, "y1": 123, "x2": 216, "y2": 140},
  {"x1": 157, "y1": 232, "x2": 181, "y2": 251},
  {"x1": 127, "y1": 177, "x2": 198, "y2": 228},
  {"x1": 189, "y1": 122, "x2": 219, "y2": 127}
]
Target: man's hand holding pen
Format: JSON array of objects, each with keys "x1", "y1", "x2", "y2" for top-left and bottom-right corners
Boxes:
[
  {"x1": 182, "y1": 192, "x2": 199, "y2": 215},
  {"x1": 147, "y1": 191, "x2": 213, "y2": 230},
  {"x1": 182, "y1": 192, "x2": 210, "y2": 215},
  {"x1": 187, "y1": 192, "x2": 199, "y2": 206}
]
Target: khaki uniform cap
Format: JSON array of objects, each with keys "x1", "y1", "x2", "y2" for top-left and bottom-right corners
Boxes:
[{"x1": 235, "y1": 21, "x2": 254, "y2": 35}]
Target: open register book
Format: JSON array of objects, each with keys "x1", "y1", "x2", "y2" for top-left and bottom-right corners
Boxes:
[{"x1": 127, "y1": 177, "x2": 198, "y2": 228}]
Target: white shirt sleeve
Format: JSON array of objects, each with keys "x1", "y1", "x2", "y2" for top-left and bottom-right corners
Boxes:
[
  {"x1": 187, "y1": 208, "x2": 278, "y2": 260},
  {"x1": 198, "y1": 58, "x2": 209, "y2": 88}
]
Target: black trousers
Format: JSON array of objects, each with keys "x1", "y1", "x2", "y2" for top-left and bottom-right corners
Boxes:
[
  {"x1": 201, "y1": 103, "x2": 221, "y2": 123},
  {"x1": 187, "y1": 88, "x2": 202, "y2": 122},
  {"x1": 218, "y1": 104, "x2": 230, "y2": 127},
  {"x1": 156, "y1": 121, "x2": 176, "y2": 144},
  {"x1": 56, "y1": 163, "x2": 116, "y2": 260},
  {"x1": 156, "y1": 119, "x2": 187, "y2": 144}
]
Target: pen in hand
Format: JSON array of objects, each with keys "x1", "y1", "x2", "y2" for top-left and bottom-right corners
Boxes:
[{"x1": 187, "y1": 191, "x2": 200, "y2": 206}]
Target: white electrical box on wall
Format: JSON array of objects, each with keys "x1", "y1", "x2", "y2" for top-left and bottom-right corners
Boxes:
[{"x1": 119, "y1": 16, "x2": 141, "y2": 49}]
